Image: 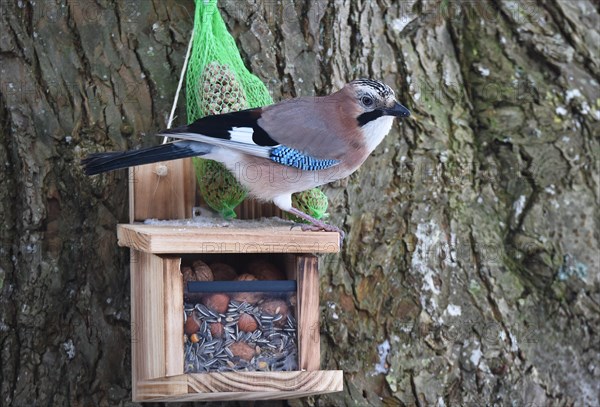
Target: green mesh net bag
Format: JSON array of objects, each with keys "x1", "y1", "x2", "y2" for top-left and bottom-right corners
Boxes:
[
  {"x1": 186, "y1": 0, "x2": 270, "y2": 219},
  {"x1": 186, "y1": 0, "x2": 328, "y2": 220},
  {"x1": 287, "y1": 188, "x2": 330, "y2": 224},
  {"x1": 186, "y1": 0, "x2": 272, "y2": 121}
]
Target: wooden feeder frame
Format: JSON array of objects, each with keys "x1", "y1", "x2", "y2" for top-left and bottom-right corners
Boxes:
[{"x1": 118, "y1": 159, "x2": 343, "y2": 401}]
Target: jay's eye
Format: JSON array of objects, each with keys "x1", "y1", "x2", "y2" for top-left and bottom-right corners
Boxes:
[{"x1": 361, "y1": 96, "x2": 374, "y2": 107}]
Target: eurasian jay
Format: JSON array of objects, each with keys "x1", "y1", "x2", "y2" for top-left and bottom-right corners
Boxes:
[{"x1": 82, "y1": 78, "x2": 410, "y2": 236}]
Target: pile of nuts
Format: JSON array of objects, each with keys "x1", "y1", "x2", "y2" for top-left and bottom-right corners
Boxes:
[{"x1": 183, "y1": 259, "x2": 298, "y2": 373}]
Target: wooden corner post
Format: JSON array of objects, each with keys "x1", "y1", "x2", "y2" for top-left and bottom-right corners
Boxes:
[
  {"x1": 129, "y1": 159, "x2": 193, "y2": 400},
  {"x1": 296, "y1": 255, "x2": 321, "y2": 371},
  {"x1": 128, "y1": 159, "x2": 195, "y2": 222}
]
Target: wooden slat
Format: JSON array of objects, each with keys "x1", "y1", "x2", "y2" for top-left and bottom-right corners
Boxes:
[
  {"x1": 128, "y1": 168, "x2": 135, "y2": 223},
  {"x1": 134, "y1": 371, "x2": 343, "y2": 402},
  {"x1": 130, "y1": 249, "x2": 141, "y2": 401},
  {"x1": 131, "y1": 252, "x2": 187, "y2": 400},
  {"x1": 131, "y1": 251, "x2": 164, "y2": 401},
  {"x1": 182, "y1": 159, "x2": 196, "y2": 218},
  {"x1": 296, "y1": 255, "x2": 321, "y2": 371},
  {"x1": 117, "y1": 224, "x2": 340, "y2": 254},
  {"x1": 162, "y1": 257, "x2": 184, "y2": 377},
  {"x1": 130, "y1": 159, "x2": 195, "y2": 221}
]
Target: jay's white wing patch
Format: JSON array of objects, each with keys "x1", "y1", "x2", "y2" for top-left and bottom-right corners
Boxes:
[{"x1": 228, "y1": 127, "x2": 255, "y2": 144}]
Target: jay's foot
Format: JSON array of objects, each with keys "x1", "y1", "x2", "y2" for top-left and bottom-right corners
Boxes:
[
  {"x1": 287, "y1": 207, "x2": 346, "y2": 242},
  {"x1": 298, "y1": 223, "x2": 346, "y2": 241}
]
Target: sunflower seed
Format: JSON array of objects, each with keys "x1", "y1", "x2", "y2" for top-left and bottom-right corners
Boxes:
[
  {"x1": 204, "y1": 358, "x2": 218, "y2": 367},
  {"x1": 184, "y1": 288, "x2": 298, "y2": 373}
]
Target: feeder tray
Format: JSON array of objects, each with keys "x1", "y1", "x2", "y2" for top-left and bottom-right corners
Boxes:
[{"x1": 119, "y1": 160, "x2": 343, "y2": 401}]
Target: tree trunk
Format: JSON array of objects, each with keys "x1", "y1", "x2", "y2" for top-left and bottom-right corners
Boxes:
[{"x1": 1, "y1": 0, "x2": 598, "y2": 406}]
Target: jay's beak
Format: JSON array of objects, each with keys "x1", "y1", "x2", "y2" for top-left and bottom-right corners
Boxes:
[{"x1": 384, "y1": 102, "x2": 411, "y2": 118}]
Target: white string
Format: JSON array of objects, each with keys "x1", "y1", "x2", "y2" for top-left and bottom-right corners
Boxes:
[{"x1": 162, "y1": 28, "x2": 195, "y2": 144}]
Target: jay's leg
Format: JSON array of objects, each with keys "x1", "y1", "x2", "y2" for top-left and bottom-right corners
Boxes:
[
  {"x1": 273, "y1": 194, "x2": 345, "y2": 241},
  {"x1": 286, "y1": 207, "x2": 345, "y2": 241}
]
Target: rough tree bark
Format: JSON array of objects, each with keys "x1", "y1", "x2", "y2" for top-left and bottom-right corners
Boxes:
[{"x1": 1, "y1": 0, "x2": 598, "y2": 406}]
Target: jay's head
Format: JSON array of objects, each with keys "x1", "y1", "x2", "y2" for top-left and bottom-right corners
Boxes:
[{"x1": 349, "y1": 79, "x2": 410, "y2": 127}]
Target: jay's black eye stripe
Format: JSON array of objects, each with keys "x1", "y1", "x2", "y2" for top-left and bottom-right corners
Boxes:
[{"x1": 357, "y1": 109, "x2": 383, "y2": 126}]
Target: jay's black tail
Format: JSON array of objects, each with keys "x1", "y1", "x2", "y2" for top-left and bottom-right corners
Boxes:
[{"x1": 82, "y1": 141, "x2": 212, "y2": 175}]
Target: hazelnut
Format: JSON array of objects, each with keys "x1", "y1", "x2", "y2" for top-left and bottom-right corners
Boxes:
[
  {"x1": 238, "y1": 313, "x2": 258, "y2": 332},
  {"x1": 184, "y1": 312, "x2": 201, "y2": 336},
  {"x1": 261, "y1": 299, "x2": 289, "y2": 327},
  {"x1": 229, "y1": 341, "x2": 255, "y2": 361},
  {"x1": 210, "y1": 262, "x2": 238, "y2": 281},
  {"x1": 246, "y1": 259, "x2": 286, "y2": 280},
  {"x1": 192, "y1": 260, "x2": 213, "y2": 281},
  {"x1": 209, "y1": 322, "x2": 225, "y2": 338},
  {"x1": 201, "y1": 293, "x2": 230, "y2": 314},
  {"x1": 261, "y1": 298, "x2": 288, "y2": 315}
]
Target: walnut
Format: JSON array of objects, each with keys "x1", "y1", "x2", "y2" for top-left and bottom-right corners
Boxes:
[
  {"x1": 192, "y1": 260, "x2": 213, "y2": 281},
  {"x1": 236, "y1": 273, "x2": 257, "y2": 281},
  {"x1": 182, "y1": 260, "x2": 213, "y2": 283},
  {"x1": 247, "y1": 259, "x2": 286, "y2": 280},
  {"x1": 210, "y1": 262, "x2": 238, "y2": 281},
  {"x1": 181, "y1": 266, "x2": 194, "y2": 283}
]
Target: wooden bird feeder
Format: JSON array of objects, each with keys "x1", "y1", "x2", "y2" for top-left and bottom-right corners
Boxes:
[{"x1": 117, "y1": 158, "x2": 343, "y2": 401}]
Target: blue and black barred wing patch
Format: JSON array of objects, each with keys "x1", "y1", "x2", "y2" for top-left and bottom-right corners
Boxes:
[{"x1": 269, "y1": 145, "x2": 340, "y2": 170}]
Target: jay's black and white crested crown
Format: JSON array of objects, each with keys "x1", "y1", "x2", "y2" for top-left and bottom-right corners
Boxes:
[{"x1": 351, "y1": 78, "x2": 396, "y2": 99}]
